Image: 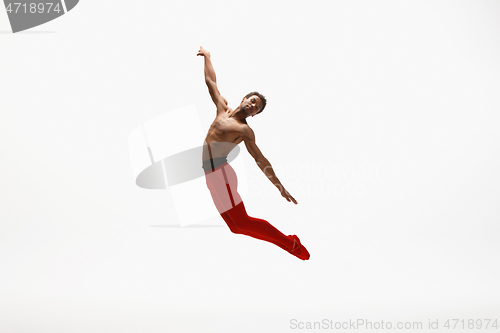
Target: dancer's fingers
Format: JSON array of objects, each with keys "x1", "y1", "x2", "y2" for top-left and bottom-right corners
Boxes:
[{"x1": 283, "y1": 190, "x2": 297, "y2": 204}]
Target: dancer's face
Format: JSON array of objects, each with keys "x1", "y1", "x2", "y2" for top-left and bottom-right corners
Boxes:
[{"x1": 241, "y1": 95, "x2": 263, "y2": 117}]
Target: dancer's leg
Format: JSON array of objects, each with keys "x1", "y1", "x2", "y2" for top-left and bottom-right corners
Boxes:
[
  {"x1": 205, "y1": 162, "x2": 308, "y2": 258},
  {"x1": 219, "y1": 203, "x2": 308, "y2": 259},
  {"x1": 206, "y1": 163, "x2": 293, "y2": 250},
  {"x1": 223, "y1": 201, "x2": 294, "y2": 250},
  {"x1": 220, "y1": 210, "x2": 292, "y2": 252}
]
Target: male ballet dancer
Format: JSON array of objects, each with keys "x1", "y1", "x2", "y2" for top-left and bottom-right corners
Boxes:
[{"x1": 198, "y1": 46, "x2": 309, "y2": 260}]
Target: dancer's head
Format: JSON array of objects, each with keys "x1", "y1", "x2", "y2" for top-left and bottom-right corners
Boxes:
[{"x1": 241, "y1": 92, "x2": 267, "y2": 117}]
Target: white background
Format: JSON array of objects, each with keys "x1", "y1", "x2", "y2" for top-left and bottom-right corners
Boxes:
[{"x1": 1, "y1": 1, "x2": 499, "y2": 332}]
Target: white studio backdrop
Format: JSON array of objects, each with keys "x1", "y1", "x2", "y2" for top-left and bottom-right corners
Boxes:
[{"x1": 1, "y1": 1, "x2": 499, "y2": 332}]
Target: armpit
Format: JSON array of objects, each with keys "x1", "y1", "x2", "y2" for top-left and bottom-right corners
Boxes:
[{"x1": 242, "y1": 125, "x2": 255, "y2": 142}]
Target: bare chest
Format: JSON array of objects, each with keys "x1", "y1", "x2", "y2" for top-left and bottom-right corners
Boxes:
[{"x1": 206, "y1": 115, "x2": 245, "y2": 144}]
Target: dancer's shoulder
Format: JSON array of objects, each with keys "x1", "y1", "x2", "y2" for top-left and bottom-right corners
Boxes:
[{"x1": 241, "y1": 124, "x2": 255, "y2": 141}]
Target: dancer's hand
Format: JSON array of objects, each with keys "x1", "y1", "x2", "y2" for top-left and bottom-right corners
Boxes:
[
  {"x1": 197, "y1": 46, "x2": 210, "y2": 57},
  {"x1": 280, "y1": 187, "x2": 298, "y2": 205}
]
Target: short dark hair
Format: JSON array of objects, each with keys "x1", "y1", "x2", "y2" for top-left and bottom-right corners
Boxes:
[{"x1": 244, "y1": 91, "x2": 267, "y2": 114}]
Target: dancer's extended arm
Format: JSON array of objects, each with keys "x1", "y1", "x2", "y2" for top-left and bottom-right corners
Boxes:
[
  {"x1": 244, "y1": 128, "x2": 298, "y2": 205},
  {"x1": 197, "y1": 46, "x2": 228, "y2": 115}
]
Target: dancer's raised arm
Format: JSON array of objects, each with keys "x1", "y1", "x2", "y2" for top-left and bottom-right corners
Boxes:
[{"x1": 197, "y1": 46, "x2": 228, "y2": 115}]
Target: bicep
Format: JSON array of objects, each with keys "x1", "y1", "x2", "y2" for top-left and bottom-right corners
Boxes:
[
  {"x1": 244, "y1": 132, "x2": 265, "y2": 162},
  {"x1": 205, "y1": 79, "x2": 220, "y2": 104},
  {"x1": 206, "y1": 80, "x2": 228, "y2": 114}
]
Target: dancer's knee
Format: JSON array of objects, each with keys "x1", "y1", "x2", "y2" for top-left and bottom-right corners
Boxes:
[
  {"x1": 232, "y1": 217, "x2": 255, "y2": 231},
  {"x1": 227, "y1": 224, "x2": 243, "y2": 234}
]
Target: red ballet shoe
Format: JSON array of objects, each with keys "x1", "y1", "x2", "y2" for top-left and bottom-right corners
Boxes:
[
  {"x1": 289, "y1": 236, "x2": 302, "y2": 255},
  {"x1": 290, "y1": 235, "x2": 311, "y2": 260}
]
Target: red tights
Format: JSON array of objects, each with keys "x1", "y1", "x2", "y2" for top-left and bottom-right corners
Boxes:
[{"x1": 205, "y1": 163, "x2": 294, "y2": 252}]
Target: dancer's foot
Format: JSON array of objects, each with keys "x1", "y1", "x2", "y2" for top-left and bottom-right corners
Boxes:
[
  {"x1": 288, "y1": 235, "x2": 310, "y2": 260},
  {"x1": 289, "y1": 235, "x2": 302, "y2": 256},
  {"x1": 291, "y1": 235, "x2": 310, "y2": 260}
]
